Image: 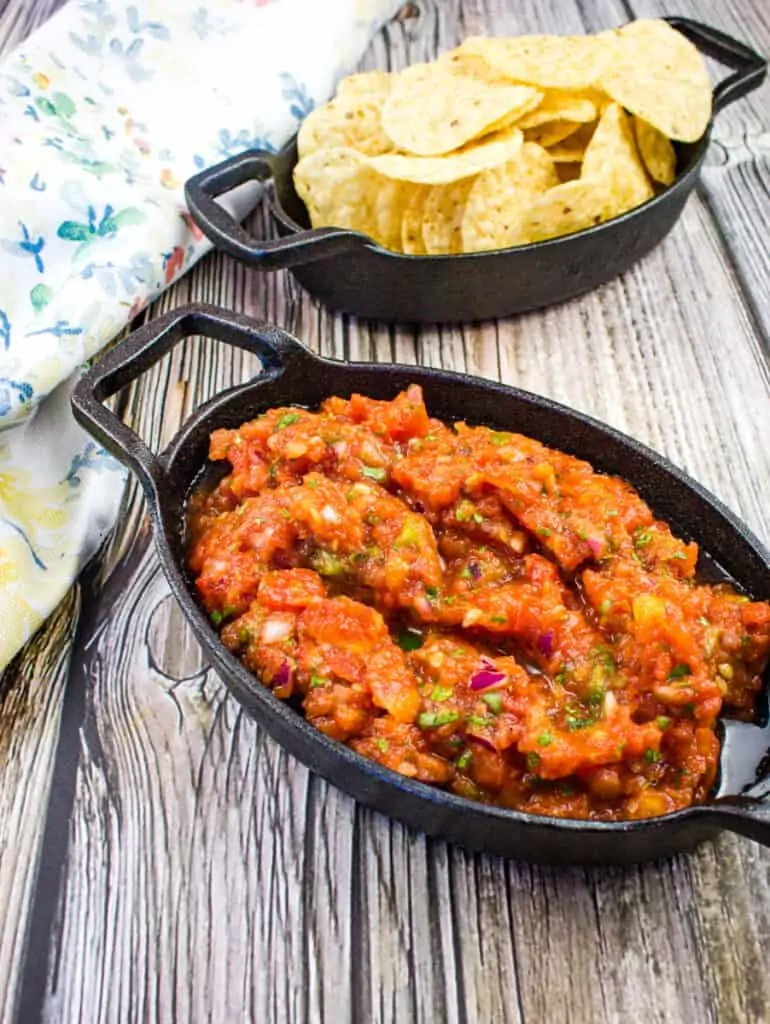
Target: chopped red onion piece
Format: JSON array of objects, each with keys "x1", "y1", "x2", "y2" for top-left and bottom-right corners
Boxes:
[
  {"x1": 538, "y1": 631, "x2": 554, "y2": 657},
  {"x1": 470, "y1": 667, "x2": 507, "y2": 691},
  {"x1": 469, "y1": 562, "x2": 482, "y2": 581},
  {"x1": 587, "y1": 537, "x2": 603, "y2": 556},
  {"x1": 412, "y1": 500, "x2": 425, "y2": 514},
  {"x1": 466, "y1": 731, "x2": 496, "y2": 751},
  {"x1": 273, "y1": 661, "x2": 291, "y2": 687}
]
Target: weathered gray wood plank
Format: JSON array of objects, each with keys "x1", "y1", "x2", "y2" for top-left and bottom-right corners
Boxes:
[
  {"x1": 2, "y1": 0, "x2": 770, "y2": 1021},
  {"x1": 0, "y1": 589, "x2": 79, "y2": 1024}
]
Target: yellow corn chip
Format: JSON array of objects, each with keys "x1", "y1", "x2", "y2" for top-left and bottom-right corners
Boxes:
[
  {"x1": 599, "y1": 19, "x2": 711, "y2": 142},
  {"x1": 381, "y1": 60, "x2": 539, "y2": 156},
  {"x1": 633, "y1": 115, "x2": 677, "y2": 186},
  {"x1": 374, "y1": 180, "x2": 416, "y2": 253},
  {"x1": 293, "y1": 147, "x2": 383, "y2": 240},
  {"x1": 516, "y1": 90, "x2": 599, "y2": 129},
  {"x1": 336, "y1": 70, "x2": 394, "y2": 98},
  {"x1": 401, "y1": 187, "x2": 430, "y2": 255},
  {"x1": 422, "y1": 179, "x2": 476, "y2": 254},
  {"x1": 368, "y1": 128, "x2": 524, "y2": 185},
  {"x1": 525, "y1": 120, "x2": 583, "y2": 149},
  {"x1": 462, "y1": 142, "x2": 559, "y2": 252},
  {"x1": 459, "y1": 33, "x2": 614, "y2": 91},
  {"x1": 519, "y1": 180, "x2": 613, "y2": 242},
  {"x1": 298, "y1": 96, "x2": 393, "y2": 159},
  {"x1": 582, "y1": 103, "x2": 653, "y2": 212}
]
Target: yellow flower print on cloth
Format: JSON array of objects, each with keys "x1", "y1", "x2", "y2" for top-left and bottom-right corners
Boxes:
[{"x1": 0, "y1": 0, "x2": 401, "y2": 671}]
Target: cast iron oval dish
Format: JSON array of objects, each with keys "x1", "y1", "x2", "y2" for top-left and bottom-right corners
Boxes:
[
  {"x1": 72, "y1": 305, "x2": 770, "y2": 866},
  {"x1": 184, "y1": 18, "x2": 765, "y2": 324}
]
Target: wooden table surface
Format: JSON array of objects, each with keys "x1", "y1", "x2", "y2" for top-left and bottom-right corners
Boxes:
[{"x1": 2, "y1": 1, "x2": 770, "y2": 1021}]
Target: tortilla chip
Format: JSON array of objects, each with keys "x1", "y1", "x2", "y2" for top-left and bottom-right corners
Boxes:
[
  {"x1": 298, "y1": 96, "x2": 393, "y2": 159},
  {"x1": 462, "y1": 142, "x2": 559, "y2": 251},
  {"x1": 368, "y1": 128, "x2": 524, "y2": 185},
  {"x1": 599, "y1": 19, "x2": 711, "y2": 142},
  {"x1": 381, "y1": 60, "x2": 539, "y2": 156}
]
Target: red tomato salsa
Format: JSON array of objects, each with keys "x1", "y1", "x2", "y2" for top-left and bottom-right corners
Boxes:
[{"x1": 186, "y1": 386, "x2": 770, "y2": 821}]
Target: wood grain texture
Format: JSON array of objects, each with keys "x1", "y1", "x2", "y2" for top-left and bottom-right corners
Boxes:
[
  {"x1": 2, "y1": 0, "x2": 770, "y2": 1022},
  {"x1": 0, "y1": 589, "x2": 79, "y2": 1024}
]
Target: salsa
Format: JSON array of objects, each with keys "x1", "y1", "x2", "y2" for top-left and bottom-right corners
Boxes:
[{"x1": 186, "y1": 386, "x2": 770, "y2": 821}]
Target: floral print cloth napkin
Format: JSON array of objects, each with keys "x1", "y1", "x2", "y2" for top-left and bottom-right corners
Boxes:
[{"x1": 0, "y1": 0, "x2": 401, "y2": 671}]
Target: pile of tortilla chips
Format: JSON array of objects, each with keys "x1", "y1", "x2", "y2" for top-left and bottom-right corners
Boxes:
[{"x1": 293, "y1": 19, "x2": 711, "y2": 254}]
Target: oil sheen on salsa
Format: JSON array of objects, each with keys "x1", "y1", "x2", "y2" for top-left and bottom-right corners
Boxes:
[{"x1": 186, "y1": 386, "x2": 770, "y2": 821}]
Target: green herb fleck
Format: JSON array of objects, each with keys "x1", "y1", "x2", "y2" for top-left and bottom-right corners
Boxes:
[
  {"x1": 425, "y1": 585, "x2": 440, "y2": 601},
  {"x1": 538, "y1": 731, "x2": 553, "y2": 747},
  {"x1": 431, "y1": 684, "x2": 453, "y2": 702},
  {"x1": 210, "y1": 610, "x2": 224, "y2": 627},
  {"x1": 644, "y1": 748, "x2": 661, "y2": 763},
  {"x1": 482, "y1": 692, "x2": 503, "y2": 714},
  {"x1": 456, "y1": 749, "x2": 473, "y2": 770},
  {"x1": 526, "y1": 752, "x2": 541, "y2": 770},
  {"x1": 565, "y1": 701, "x2": 600, "y2": 731},
  {"x1": 599, "y1": 599, "x2": 612, "y2": 616},
  {"x1": 276, "y1": 413, "x2": 301, "y2": 430},
  {"x1": 361, "y1": 465, "x2": 387, "y2": 482},
  {"x1": 397, "y1": 629, "x2": 423, "y2": 652},
  {"x1": 489, "y1": 432, "x2": 510, "y2": 447},
  {"x1": 310, "y1": 674, "x2": 326, "y2": 689},
  {"x1": 376, "y1": 738, "x2": 389, "y2": 753},
  {"x1": 311, "y1": 550, "x2": 346, "y2": 577},
  {"x1": 634, "y1": 529, "x2": 653, "y2": 548},
  {"x1": 536, "y1": 527, "x2": 552, "y2": 538},
  {"x1": 656, "y1": 716, "x2": 671, "y2": 730},
  {"x1": 460, "y1": 566, "x2": 473, "y2": 580},
  {"x1": 466, "y1": 714, "x2": 491, "y2": 727},
  {"x1": 419, "y1": 710, "x2": 459, "y2": 728},
  {"x1": 667, "y1": 663, "x2": 691, "y2": 680},
  {"x1": 436, "y1": 710, "x2": 460, "y2": 726},
  {"x1": 490, "y1": 615, "x2": 508, "y2": 625}
]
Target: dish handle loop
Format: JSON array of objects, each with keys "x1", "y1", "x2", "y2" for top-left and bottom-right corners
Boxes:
[
  {"x1": 703, "y1": 788, "x2": 770, "y2": 849},
  {"x1": 71, "y1": 303, "x2": 312, "y2": 499},
  {"x1": 184, "y1": 149, "x2": 369, "y2": 269},
  {"x1": 664, "y1": 16, "x2": 767, "y2": 114}
]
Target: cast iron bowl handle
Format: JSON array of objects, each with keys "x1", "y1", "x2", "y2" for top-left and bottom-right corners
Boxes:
[
  {"x1": 184, "y1": 149, "x2": 370, "y2": 269},
  {"x1": 705, "y1": 786, "x2": 770, "y2": 848},
  {"x1": 71, "y1": 303, "x2": 313, "y2": 499},
  {"x1": 664, "y1": 16, "x2": 767, "y2": 114}
]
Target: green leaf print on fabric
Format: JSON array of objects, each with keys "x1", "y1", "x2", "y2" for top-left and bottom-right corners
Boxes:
[
  {"x1": 29, "y1": 283, "x2": 53, "y2": 312},
  {"x1": 57, "y1": 204, "x2": 146, "y2": 257}
]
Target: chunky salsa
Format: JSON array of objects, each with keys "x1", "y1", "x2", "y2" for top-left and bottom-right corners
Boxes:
[{"x1": 186, "y1": 386, "x2": 770, "y2": 821}]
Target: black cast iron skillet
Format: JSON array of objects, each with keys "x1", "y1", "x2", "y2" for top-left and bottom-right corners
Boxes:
[
  {"x1": 72, "y1": 305, "x2": 770, "y2": 866},
  {"x1": 184, "y1": 18, "x2": 766, "y2": 325}
]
